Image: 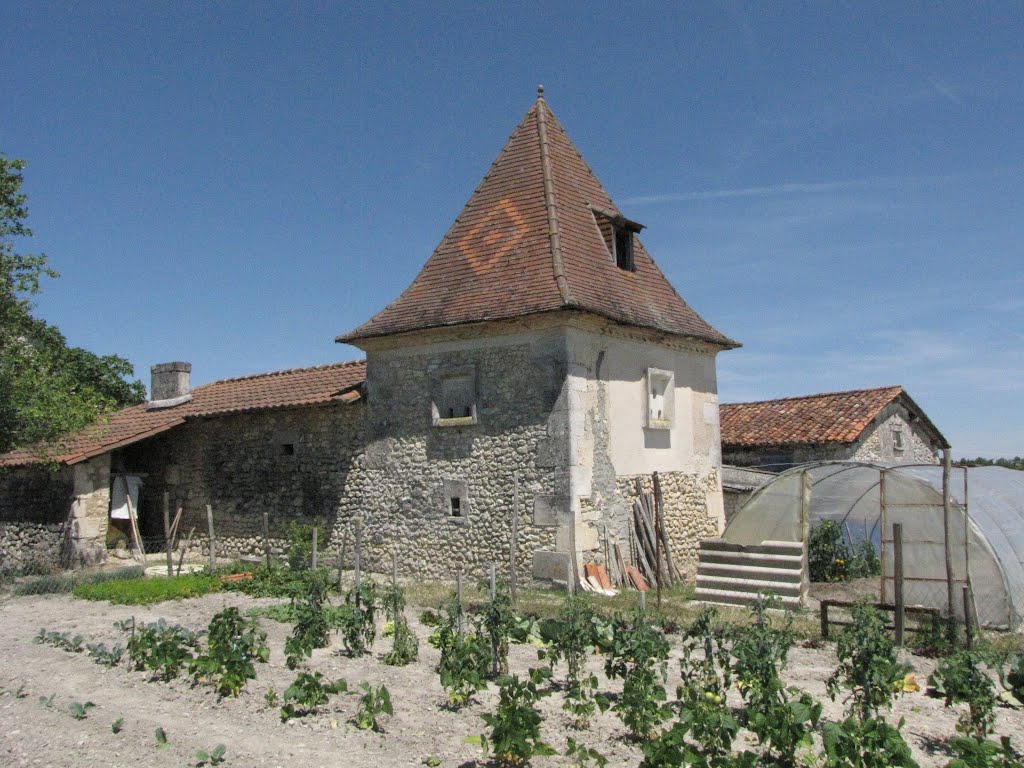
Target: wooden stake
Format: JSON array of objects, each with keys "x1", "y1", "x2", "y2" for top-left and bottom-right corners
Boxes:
[
  {"x1": 353, "y1": 518, "x2": 363, "y2": 595},
  {"x1": 653, "y1": 473, "x2": 662, "y2": 610},
  {"x1": 205, "y1": 504, "x2": 216, "y2": 568},
  {"x1": 943, "y1": 449, "x2": 956, "y2": 631},
  {"x1": 893, "y1": 523, "x2": 905, "y2": 646},
  {"x1": 489, "y1": 563, "x2": 496, "y2": 601},
  {"x1": 125, "y1": 491, "x2": 146, "y2": 566},
  {"x1": 510, "y1": 471, "x2": 519, "y2": 602},
  {"x1": 262, "y1": 510, "x2": 271, "y2": 569},
  {"x1": 456, "y1": 570, "x2": 463, "y2": 635},
  {"x1": 311, "y1": 526, "x2": 318, "y2": 570},
  {"x1": 337, "y1": 533, "x2": 347, "y2": 592},
  {"x1": 799, "y1": 471, "x2": 811, "y2": 606},
  {"x1": 163, "y1": 492, "x2": 174, "y2": 577},
  {"x1": 963, "y1": 585, "x2": 974, "y2": 649},
  {"x1": 392, "y1": 551, "x2": 398, "y2": 589},
  {"x1": 176, "y1": 527, "x2": 196, "y2": 576}
]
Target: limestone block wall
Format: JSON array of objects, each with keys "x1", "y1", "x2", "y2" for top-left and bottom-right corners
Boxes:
[
  {"x1": 114, "y1": 404, "x2": 364, "y2": 559},
  {"x1": 353, "y1": 335, "x2": 563, "y2": 581},
  {"x1": 70, "y1": 454, "x2": 112, "y2": 566},
  {"x1": 0, "y1": 465, "x2": 73, "y2": 575}
]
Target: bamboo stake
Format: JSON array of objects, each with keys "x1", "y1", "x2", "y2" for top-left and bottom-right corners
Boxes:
[
  {"x1": 163, "y1": 492, "x2": 174, "y2": 577},
  {"x1": 176, "y1": 527, "x2": 196, "y2": 576},
  {"x1": 206, "y1": 504, "x2": 216, "y2": 568},
  {"x1": 311, "y1": 526, "x2": 318, "y2": 570},
  {"x1": 125, "y1": 491, "x2": 146, "y2": 566},
  {"x1": 262, "y1": 510, "x2": 271, "y2": 569},
  {"x1": 510, "y1": 471, "x2": 519, "y2": 602}
]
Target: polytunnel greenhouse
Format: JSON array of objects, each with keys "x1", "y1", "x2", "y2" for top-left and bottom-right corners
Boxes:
[{"x1": 720, "y1": 462, "x2": 1024, "y2": 630}]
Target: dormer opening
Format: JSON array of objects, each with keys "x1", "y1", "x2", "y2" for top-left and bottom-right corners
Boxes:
[{"x1": 590, "y1": 206, "x2": 644, "y2": 273}]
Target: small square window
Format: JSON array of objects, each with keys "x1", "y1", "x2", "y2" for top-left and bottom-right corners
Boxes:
[
  {"x1": 892, "y1": 428, "x2": 905, "y2": 453},
  {"x1": 645, "y1": 368, "x2": 674, "y2": 429},
  {"x1": 281, "y1": 443, "x2": 295, "y2": 456},
  {"x1": 442, "y1": 479, "x2": 469, "y2": 522},
  {"x1": 431, "y1": 366, "x2": 478, "y2": 427},
  {"x1": 450, "y1": 497, "x2": 462, "y2": 517}
]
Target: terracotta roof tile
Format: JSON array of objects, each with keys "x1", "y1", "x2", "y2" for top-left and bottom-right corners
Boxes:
[
  {"x1": 338, "y1": 92, "x2": 738, "y2": 348},
  {"x1": 0, "y1": 360, "x2": 366, "y2": 467},
  {"x1": 719, "y1": 386, "x2": 944, "y2": 448}
]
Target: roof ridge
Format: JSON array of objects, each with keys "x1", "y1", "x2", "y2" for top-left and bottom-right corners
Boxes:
[
  {"x1": 204, "y1": 359, "x2": 366, "y2": 387},
  {"x1": 723, "y1": 385, "x2": 903, "y2": 407},
  {"x1": 535, "y1": 85, "x2": 574, "y2": 306}
]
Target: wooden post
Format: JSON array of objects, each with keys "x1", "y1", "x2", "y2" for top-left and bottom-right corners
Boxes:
[
  {"x1": 337, "y1": 532, "x2": 347, "y2": 592},
  {"x1": 820, "y1": 601, "x2": 830, "y2": 640},
  {"x1": 510, "y1": 471, "x2": 519, "y2": 603},
  {"x1": 799, "y1": 470, "x2": 811, "y2": 605},
  {"x1": 943, "y1": 449, "x2": 956, "y2": 631},
  {"x1": 163, "y1": 492, "x2": 173, "y2": 577},
  {"x1": 566, "y1": 557, "x2": 574, "y2": 595},
  {"x1": 176, "y1": 527, "x2": 196, "y2": 576},
  {"x1": 262, "y1": 510, "x2": 271, "y2": 569},
  {"x1": 311, "y1": 527, "x2": 318, "y2": 570},
  {"x1": 963, "y1": 585, "x2": 974, "y2": 649},
  {"x1": 206, "y1": 504, "x2": 215, "y2": 568},
  {"x1": 353, "y1": 518, "x2": 363, "y2": 595},
  {"x1": 456, "y1": 570, "x2": 463, "y2": 635},
  {"x1": 391, "y1": 551, "x2": 398, "y2": 590},
  {"x1": 653, "y1": 472, "x2": 663, "y2": 611},
  {"x1": 489, "y1": 563, "x2": 496, "y2": 601},
  {"x1": 639, "y1": 589, "x2": 646, "y2": 613},
  {"x1": 893, "y1": 523, "x2": 905, "y2": 646}
]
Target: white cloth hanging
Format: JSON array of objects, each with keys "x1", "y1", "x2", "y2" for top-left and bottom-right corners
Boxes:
[{"x1": 110, "y1": 475, "x2": 144, "y2": 520}]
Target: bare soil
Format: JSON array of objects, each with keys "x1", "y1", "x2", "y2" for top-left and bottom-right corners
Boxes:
[{"x1": 0, "y1": 589, "x2": 1020, "y2": 768}]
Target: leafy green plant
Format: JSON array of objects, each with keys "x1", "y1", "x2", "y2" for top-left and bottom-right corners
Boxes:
[
  {"x1": 286, "y1": 521, "x2": 325, "y2": 571},
  {"x1": 541, "y1": 593, "x2": 597, "y2": 684},
  {"x1": 930, "y1": 647, "x2": 999, "y2": 740},
  {"x1": 353, "y1": 682, "x2": 394, "y2": 731},
  {"x1": 34, "y1": 628, "x2": 85, "y2": 652},
  {"x1": 38, "y1": 693, "x2": 55, "y2": 709},
  {"x1": 945, "y1": 735, "x2": 1024, "y2": 768},
  {"x1": 195, "y1": 744, "x2": 227, "y2": 766},
  {"x1": 264, "y1": 687, "x2": 278, "y2": 707},
  {"x1": 125, "y1": 618, "x2": 203, "y2": 682},
  {"x1": 480, "y1": 668, "x2": 556, "y2": 768},
  {"x1": 481, "y1": 577, "x2": 515, "y2": 677},
  {"x1": 809, "y1": 522, "x2": 880, "y2": 583},
  {"x1": 732, "y1": 598, "x2": 820, "y2": 766},
  {"x1": 382, "y1": 582, "x2": 419, "y2": 666},
  {"x1": 154, "y1": 727, "x2": 170, "y2": 749},
  {"x1": 998, "y1": 653, "x2": 1024, "y2": 707},
  {"x1": 565, "y1": 736, "x2": 608, "y2": 768},
  {"x1": 822, "y1": 715, "x2": 918, "y2": 768},
  {"x1": 827, "y1": 601, "x2": 914, "y2": 720},
  {"x1": 67, "y1": 701, "x2": 95, "y2": 720},
  {"x1": 86, "y1": 641, "x2": 124, "y2": 666},
  {"x1": 604, "y1": 610, "x2": 672, "y2": 741},
  {"x1": 190, "y1": 607, "x2": 269, "y2": 697},
  {"x1": 280, "y1": 671, "x2": 347, "y2": 721},
  {"x1": 338, "y1": 580, "x2": 377, "y2": 656},
  {"x1": 111, "y1": 717, "x2": 124, "y2": 734},
  {"x1": 283, "y1": 569, "x2": 332, "y2": 668}
]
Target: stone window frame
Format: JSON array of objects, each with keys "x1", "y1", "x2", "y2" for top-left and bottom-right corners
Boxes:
[
  {"x1": 430, "y1": 364, "x2": 479, "y2": 428},
  {"x1": 645, "y1": 367, "x2": 675, "y2": 430},
  {"x1": 275, "y1": 430, "x2": 299, "y2": 458},
  {"x1": 892, "y1": 425, "x2": 905, "y2": 454},
  {"x1": 442, "y1": 478, "x2": 470, "y2": 525}
]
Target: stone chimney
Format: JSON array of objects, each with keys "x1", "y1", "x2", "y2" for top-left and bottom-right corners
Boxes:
[{"x1": 147, "y1": 362, "x2": 193, "y2": 409}]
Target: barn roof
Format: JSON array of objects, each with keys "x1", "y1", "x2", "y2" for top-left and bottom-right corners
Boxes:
[
  {"x1": 720, "y1": 385, "x2": 949, "y2": 449},
  {"x1": 338, "y1": 88, "x2": 737, "y2": 348},
  {"x1": 0, "y1": 360, "x2": 366, "y2": 468}
]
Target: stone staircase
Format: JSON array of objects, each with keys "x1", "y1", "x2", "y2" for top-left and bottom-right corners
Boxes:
[{"x1": 694, "y1": 539, "x2": 806, "y2": 610}]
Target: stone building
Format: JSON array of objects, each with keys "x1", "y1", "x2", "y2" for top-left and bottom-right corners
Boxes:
[
  {"x1": 0, "y1": 89, "x2": 739, "y2": 583},
  {"x1": 720, "y1": 385, "x2": 948, "y2": 471}
]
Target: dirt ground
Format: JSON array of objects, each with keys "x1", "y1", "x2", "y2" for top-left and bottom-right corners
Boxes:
[{"x1": 1, "y1": 589, "x2": 1020, "y2": 768}]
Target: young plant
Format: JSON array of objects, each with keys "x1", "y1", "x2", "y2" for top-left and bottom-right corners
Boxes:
[
  {"x1": 481, "y1": 577, "x2": 515, "y2": 677},
  {"x1": 604, "y1": 610, "x2": 672, "y2": 741},
  {"x1": 945, "y1": 735, "x2": 1024, "y2": 768},
  {"x1": 436, "y1": 595, "x2": 492, "y2": 707},
  {"x1": 353, "y1": 682, "x2": 394, "y2": 731},
  {"x1": 338, "y1": 580, "x2": 377, "y2": 656},
  {"x1": 68, "y1": 701, "x2": 95, "y2": 720},
  {"x1": 195, "y1": 744, "x2": 227, "y2": 766},
  {"x1": 827, "y1": 601, "x2": 914, "y2": 720},
  {"x1": 190, "y1": 606, "x2": 270, "y2": 697},
  {"x1": 280, "y1": 671, "x2": 348, "y2": 721},
  {"x1": 822, "y1": 715, "x2": 918, "y2": 768},
  {"x1": 111, "y1": 717, "x2": 124, "y2": 734},
  {"x1": 284, "y1": 569, "x2": 332, "y2": 668},
  {"x1": 154, "y1": 727, "x2": 170, "y2": 749},
  {"x1": 731, "y1": 598, "x2": 821, "y2": 766},
  {"x1": 542, "y1": 593, "x2": 598, "y2": 684},
  {"x1": 930, "y1": 647, "x2": 999, "y2": 740},
  {"x1": 480, "y1": 668, "x2": 556, "y2": 768},
  {"x1": 126, "y1": 618, "x2": 203, "y2": 682},
  {"x1": 86, "y1": 641, "x2": 124, "y2": 667},
  {"x1": 565, "y1": 737, "x2": 609, "y2": 768},
  {"x1": 381, "y1": 582, "x2": 419, "y2": 666},
  {"x1": 34, "y1": 628, "x2": 85, "y2": 653}
]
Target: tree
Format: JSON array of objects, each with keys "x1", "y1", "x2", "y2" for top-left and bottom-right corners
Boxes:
[{"x1": 0, "y1": 153, "x2": 145, "y2": 455}]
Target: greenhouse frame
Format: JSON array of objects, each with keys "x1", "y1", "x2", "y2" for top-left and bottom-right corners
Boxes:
[{"x1": 720, "y1": 462, "x2": 1024, "y2": 630}]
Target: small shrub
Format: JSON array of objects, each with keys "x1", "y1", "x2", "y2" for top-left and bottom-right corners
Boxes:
[
  {"x1": 480, "y1": 668, "x2": 556, "y2": 768},
  {"x1": 125, "y1": 618, "x2": 203, "y2": 681},
  {"x1": 286, "y1": 521, "x2": 326, "y2": 572},
  {"x1": 809, "y1": 521, "x2": 880, "y2": 583},
  {"x1": 604, "y1": 611, "x2": 672, "y2": 741},
  {"x1": 338, "y1": 580, "x2": 377, "y2": 656},
  {"x1": 190, "y1": 607, "x2": 269, "y2": 697},
  {"x1": 436, "y1": 597, "x2": 492, "y2": 707},
  {"x1": 284, "y1": 569, "x2": 332, "y2": 668},
  {"x1": 353, "y1": 682, "x2": 393, "y2": 731},
  {"x1": 382, "y1": 582, "x2": 418, "y2": 666},
  {"x1": 930, "y1": 647, "x2": 999, "y2": 739},
  {"x1": 481, "y1": 577, "x2": 515, "y2": 678},
  {"x1": 822, "y1": 715, "x2": 917, "y2": 768},
  {"x1": 280, "y1": 671, "x2": 347, "y2": 721}
]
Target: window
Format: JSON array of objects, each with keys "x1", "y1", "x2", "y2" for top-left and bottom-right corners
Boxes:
[
  {"x1": 449, "y1": 497, "x2": 462, "y2": 517},
  {"x1": 645, "y1": 368, "x2": 674, "y2": 429},
  {"x1": 442, "y1": 479, "x2": 469, "y2": 522},
  {"x1": 892, "y1": 427, "x2": 905, "y2": 453},
  {"x1": 280, "y1": 443, "x2": 295, "y2": 456},
  {"x1": 431, "y1": 365, "x2": 478, "y2": 427},
  {"x1": 614, "y1": 226, "x2": 634, "y2": 271}
]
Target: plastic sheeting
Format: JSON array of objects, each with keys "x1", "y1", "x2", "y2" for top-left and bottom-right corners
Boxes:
[{"x1": 722, "y1": 462, "x2": 1024, "y2": 629}]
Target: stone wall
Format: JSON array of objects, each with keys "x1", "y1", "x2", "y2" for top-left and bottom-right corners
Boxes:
[
  {"x1": 354, "y1": 333, "x2": 563, "y2": 581},
  {"x1": 0, "y1": 465, "x2": 76, "y2": 575},
  {"x1": 615, "y1": 471, "x2": 721, "y2": 581},
  {"x1": 113, "y1": 403, "x2": 364, "y2": 560}
]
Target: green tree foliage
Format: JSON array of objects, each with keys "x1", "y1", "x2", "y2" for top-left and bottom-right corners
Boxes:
[
  {"x1": 958, "y1": 457, "x2": 1024, "y2": 471},
  {"x1": 0, "y1": 153, "x2": 144, "y2": 454}
]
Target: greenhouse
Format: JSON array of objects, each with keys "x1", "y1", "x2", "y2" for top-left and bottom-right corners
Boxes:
[{"x1": 720, "y1": 462, "x2": 1024, "y2": 630}]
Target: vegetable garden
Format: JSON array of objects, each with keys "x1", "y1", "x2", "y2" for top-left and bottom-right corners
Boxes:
[{"x1": 2, "y1": 560, "x2": 1023, "y2": 768}]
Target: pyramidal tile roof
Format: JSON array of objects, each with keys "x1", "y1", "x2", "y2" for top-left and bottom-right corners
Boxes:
[
  {"x1": 0, "y1": 360, "x2": 367, "y2": 467},
  {"x1": 720, "y1": 385, "x2": 949, "y2": 449},
  {"x1": 338, "y1": 88, "x2": 737, "y2": 347}
]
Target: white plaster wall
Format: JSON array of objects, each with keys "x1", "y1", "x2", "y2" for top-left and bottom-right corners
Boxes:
[{"x1": 567, "y1": 330, "x2": 720, "y2": 477}]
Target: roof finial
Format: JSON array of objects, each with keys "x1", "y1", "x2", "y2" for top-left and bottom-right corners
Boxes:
[{"x1": 537, "y1": 84, "x2": 545, "y2": 100}]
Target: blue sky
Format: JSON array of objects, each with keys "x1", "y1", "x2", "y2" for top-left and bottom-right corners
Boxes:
[{"x1": 3, "y1": 2, "x2": 1022, "y2": 458}]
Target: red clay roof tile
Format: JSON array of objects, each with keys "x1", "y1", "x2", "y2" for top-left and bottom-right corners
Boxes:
[
  {"x1": 0, "y1": 360, "x2": 366, "y2": 467},
  {"x1": 338, "y1": 92, "x2": 737, "y2": 347}
]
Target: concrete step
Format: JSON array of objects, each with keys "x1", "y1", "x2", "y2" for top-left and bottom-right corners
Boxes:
[
  {"x1": 694, "y1": 586, "x2": 802, "y2": 609},
  {"x1": 697, "y1": 561, "x2": 803, "y2": 582},
  {"x1": 699, "y1": 539, "x2": 804, "y2": 556},
  {"x1": 698, "y1": 549, "x2": 803, "y2": 568},
  {"x1": 696, "y1": 573, "x2": 801, "y2": 597}
]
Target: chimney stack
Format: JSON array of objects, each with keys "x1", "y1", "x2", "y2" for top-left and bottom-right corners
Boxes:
[{"x1": 149, "y1": 362, "x2": 192, "y2": 407}]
